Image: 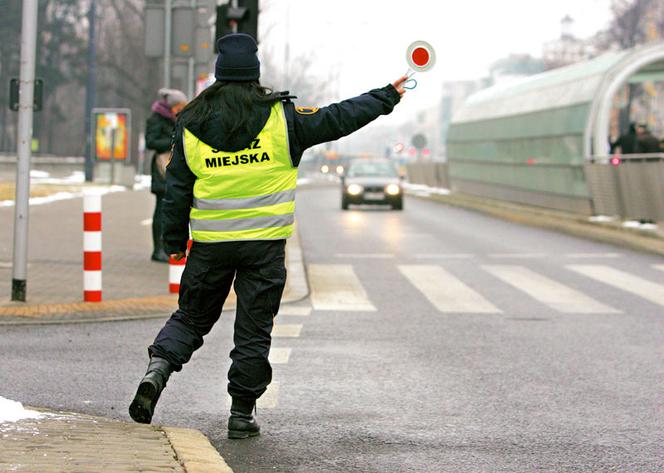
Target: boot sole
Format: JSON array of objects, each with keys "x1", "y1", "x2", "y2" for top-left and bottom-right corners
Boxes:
[
  {"x1": 129, "y1": 381, "x2": 157, "y2": 424},
  {"x1": 228, "y1": 430, "x2": 261, "y2": 439}
]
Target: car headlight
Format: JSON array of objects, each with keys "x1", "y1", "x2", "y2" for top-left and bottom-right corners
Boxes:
[
  {"x1": 336, "y1": 165, "x2": 344, "y2": 175},
  {"x1": 321, "y1": 165, "x2": 329, "y2": 173},
  {"x1": 386, "y1": 183, "x2": 400, "y2": 195},
  {"x1": 347, "y1": 184, "x2": 363, "y2": 196}
]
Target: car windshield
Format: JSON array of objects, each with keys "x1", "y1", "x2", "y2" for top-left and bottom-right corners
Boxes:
[{"x1": 347, "y1": 161, "x2": 398, "y2": 178}]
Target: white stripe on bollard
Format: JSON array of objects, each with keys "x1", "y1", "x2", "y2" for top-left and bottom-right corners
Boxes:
[
  {"x1": 83, "y1": 270, "x2": 102, "y2": 290},
  {"x1": 83, "y1": 231, "x2": 102, "y2": 252}
]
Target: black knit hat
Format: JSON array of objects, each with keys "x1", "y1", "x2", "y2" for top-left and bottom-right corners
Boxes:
[{"x1": 215, "y1": 34, "x2": 260, "y2": 82}]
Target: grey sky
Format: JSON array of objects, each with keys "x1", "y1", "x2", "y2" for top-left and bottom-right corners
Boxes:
[{"x1": 258, "y1": 0, "x2": 613, "y2": 125}]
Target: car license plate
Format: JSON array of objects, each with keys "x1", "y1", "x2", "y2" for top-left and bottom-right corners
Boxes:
[{"x1": 364, "y1": 192, "x2": 384, "y2": 200}]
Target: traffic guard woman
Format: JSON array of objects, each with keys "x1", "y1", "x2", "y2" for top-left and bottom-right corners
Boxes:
[{"x1": 129, "y1": 33, "x2": 407, "y2": 438}]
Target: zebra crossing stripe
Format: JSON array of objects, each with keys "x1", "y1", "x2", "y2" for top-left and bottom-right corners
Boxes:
[
  {"x1": 483, "y1": 265, "x2": 619, "y2": 313},
  {"x1": 568, "y1": 265, "x2": 664, "y2": 307},
  {"x1": 257, "y1": 382, "x2": 279, "y2": 409},
  {"x1": 269, "y1": 348, "x2": 291, "y2": 364},
  {"x1": 398, "y1": 265, "x2": 501, "y2": 313},
  {"x1": 278, "y1": 306, "x2": 312, "y2": 316},
  {"x1": 272, "y1": 324, "x2": 302, "y2": 337},
  {"x1": 308, "y1": 264, "x2": 376, "y2": 311},
  {"x1": 226, "y1": 381, "x2": 280, "y2": 409}
]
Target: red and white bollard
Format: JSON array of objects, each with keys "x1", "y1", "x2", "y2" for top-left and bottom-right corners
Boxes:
[
  {"x1": 83, "y1": 193, "x2": 102, "y2": 302},
  {"x1": 168, "y1": 239, "x2": 192, "y2": 293}
]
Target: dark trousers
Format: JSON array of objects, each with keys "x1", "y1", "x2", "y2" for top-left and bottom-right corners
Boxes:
[
  {"x1": 152, "y1": 194, "x2": 164, "y2": 256},
  {"x1": 149, "y1": 240, "x2": 287, "y2": 401}
]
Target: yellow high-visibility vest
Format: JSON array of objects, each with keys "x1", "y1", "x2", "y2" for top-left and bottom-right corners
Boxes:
[{"x1": 183, "y1": 101, "x2": 297, "y2": 242}]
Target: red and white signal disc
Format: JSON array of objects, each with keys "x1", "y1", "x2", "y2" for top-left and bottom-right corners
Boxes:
[{"x1": 406, "y1": 40, "x2": 436, "y2": 72}]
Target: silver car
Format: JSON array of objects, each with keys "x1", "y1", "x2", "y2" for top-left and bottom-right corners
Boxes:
[{"x1": 341, "y1": 159, "x2": 403, "y2": 210}]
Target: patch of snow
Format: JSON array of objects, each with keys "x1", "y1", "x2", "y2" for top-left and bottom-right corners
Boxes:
[
  {"x1": 403, "y1": 182, "x2": 450, "y2": 196},
  {"x1": 30, "y1": 171, "x2": 85, "y2": 185},
  {"x1": 1, "y1": 184, "x2": 127, "y2": 208},
  {"x1": 133, "y1": 174, "x2": 151, "y2": 191},
  {"x1": 0, "y1": 396, "x2": 42, "y2": 423},
  {"x1": 623, "y1": 220, "x2": 641, "y2": 228},
  {"x1": 621, "y1": 220, "x2": 659, "y2": 231},
  {"x1": 29, "y1": 170, "x2": 50, "y2": 178},
  {"x1": 589, "y1": 215, "x2": 617, "y2": 223}
]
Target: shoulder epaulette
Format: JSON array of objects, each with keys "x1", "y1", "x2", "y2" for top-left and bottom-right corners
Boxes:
[{"x1": 275, "y1": 90, "x2": 297, "y2": 102}]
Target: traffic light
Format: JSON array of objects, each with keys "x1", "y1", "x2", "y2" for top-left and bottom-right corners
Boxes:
[{"x1": 215, "y1": 0, "x2": 259, "y2": 50}]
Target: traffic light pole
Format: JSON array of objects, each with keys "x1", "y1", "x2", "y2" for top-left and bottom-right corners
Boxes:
[
  {"x1": 11, "y1": 0, "x2": 38, "y2": 302},
  {"x1": 164, "y1": 0, "x2": 172, "y2": 88},
  {"x1": 84, "y1": 0, "x2": 96, "y2": 182}
]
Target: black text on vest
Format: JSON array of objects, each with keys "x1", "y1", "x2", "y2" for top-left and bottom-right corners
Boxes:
[{"x1": 204, "y1": 152, "x2": 271, "y2": 168}]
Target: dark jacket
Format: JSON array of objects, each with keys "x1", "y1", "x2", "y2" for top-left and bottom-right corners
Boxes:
[
  {"x1": 146, "y1": 111, "x2": 176, "y2": 195},
  {"x1": 162, "y1": 84, "x2": 401, "y2": 254},
  {"x1": 636, "y1": 132, "x2": 660, "y2": 153},
  {"x1": 610, "y1": 130, "x2": 637, "y2": 154}
]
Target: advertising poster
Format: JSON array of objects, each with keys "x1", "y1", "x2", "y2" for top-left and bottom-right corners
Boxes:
[{"x1": 93, "y1": 109, "x2": 131, "y2": 161}]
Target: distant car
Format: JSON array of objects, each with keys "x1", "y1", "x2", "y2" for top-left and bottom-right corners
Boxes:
[{"x1": 341, "y1": 159, "x2": 403, "y2": 210}]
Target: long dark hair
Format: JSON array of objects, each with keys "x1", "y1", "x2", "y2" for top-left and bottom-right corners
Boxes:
[{"x1": 177, "y1": 81, "x2": 278, "y2": 137}]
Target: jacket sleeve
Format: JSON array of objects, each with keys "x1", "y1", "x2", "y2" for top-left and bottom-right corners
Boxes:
[
  {"x1": 161, "y1": 125, "x2": 196, "y2": 254},
  {"x1": 145, "y1": 115, "x2": 173, "y2": 154},
  {"x1": 286, "y1": 84, "x2": 401, "y2": 163}
]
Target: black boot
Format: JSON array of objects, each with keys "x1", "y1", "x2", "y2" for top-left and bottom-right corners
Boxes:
[
  {"x1": 228, "y1": 398, "x2": 260, "y2": 439},
  {"x1": 129, "y1": 357, "x2": 172, "y2": 424}
]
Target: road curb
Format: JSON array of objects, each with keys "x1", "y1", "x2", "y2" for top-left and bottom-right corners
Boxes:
[
  {"x1": 407, "y1": 190, "x2": 664, "y2": 256},
  {"x1": 163, "y1": 427, "x2": 234, "y2": 473},
  {"x1": 0, "y1": 225, "x2": 310, "y2": 325}
]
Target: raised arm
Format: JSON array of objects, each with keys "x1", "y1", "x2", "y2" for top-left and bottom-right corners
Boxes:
[{"x1": 288, "y1": 77, "x2": 407, "y2": 161}]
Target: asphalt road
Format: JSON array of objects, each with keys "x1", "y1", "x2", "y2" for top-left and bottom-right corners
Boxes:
[{"x1": 1, "y1": 184, "x2": 663, "y2": 472}]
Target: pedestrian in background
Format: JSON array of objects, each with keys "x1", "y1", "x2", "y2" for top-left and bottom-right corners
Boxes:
[
  {"x1": 635, "y1": 123, "x2": 660, "y2": 153},
  {"x1": 129, "y1": 33, "x2": 407, "y2": 438},
  {"x1": 146, "y1": 88, "x2": 188, "y2": 262},
  {"x1": 610, "y1": 122, "x2": 637, "y2": 154}
]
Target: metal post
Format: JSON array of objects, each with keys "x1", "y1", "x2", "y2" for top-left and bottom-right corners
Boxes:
[
  {"x1": 187, "y1": 56, "x2": 195, "y2": 98},
  {"x1": 84, "y1": 0, "x2": 96, "y2": 182},
  {"x1": 11, "y1": 0, "x2": 39, "y2": 302},
  {"x1": 284, "y1": 2, "x2": 290, "y2": 89},
  {"x1": 164, "y1": 0, "x2": 172, "y2": 88},
  {"x1": 187, "y1": 0, "x2": 196, "y2": 98},
  {"x1": 110, "y1": 128, "x2": 117, "y2": 185}
]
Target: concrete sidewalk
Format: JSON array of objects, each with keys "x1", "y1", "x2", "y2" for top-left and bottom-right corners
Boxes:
[
  {"x1": 0, "y1": 189, "x2": 308, "y2": 324},
  {"x1": 0, "y1": 407, "x2": 232, "y2": 473}
]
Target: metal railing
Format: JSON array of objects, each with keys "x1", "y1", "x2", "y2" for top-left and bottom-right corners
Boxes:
[{"x1": 585, "y1": 154, "x2": 664, "y2": 220}]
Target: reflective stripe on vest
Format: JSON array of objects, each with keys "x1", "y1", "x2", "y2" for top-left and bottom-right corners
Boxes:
[{"x1": 183, "y1": 101, "x2": 297, "y2": 242}]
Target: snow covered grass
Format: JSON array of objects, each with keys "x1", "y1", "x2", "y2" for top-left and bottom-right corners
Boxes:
[
  {"x1": 0, "y1": 171, "x2": 149, "y2": 207},
  {"x1": 0, "y1": 396, "x2": 42, "y2": 424}
]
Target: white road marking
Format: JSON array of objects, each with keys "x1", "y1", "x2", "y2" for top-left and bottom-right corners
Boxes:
[
  {"x1": 272, "y1": 324, "x2": 302, "y2": 338},
  {"x1": 565, "y1": 253, "x2": 623, "y2": 259},
  {"x1": 334, "y1": 253, "x2": 395, "y2": 259},
  {"x1": 278, "y1": 306, "x2": 312, "y2": 316},
  {"x1": 483, "y1": 265, "x2": 619, "y2": 314},
  {"x1": 226, "y1": 381, "x2": 280, "y2": 409},
  {"x1": 268, "y1": 348, "x2": 291, "y2": 364},
  {"x1": 308, "y1": 264, "x2": 376, "y2": 311},
  {"x1": 398, "y1": 265, "x2": 501, "y2": 313},
  {"x1": 488, "y1": 253, "x2": 546, "y2": 259},
  {"x1": 653, "y1": 265, "x2": 664, "y2": 272},
  {"x1": 568, "y1": 265, "x2": 664, "y2": 307},
  {"x1": 414, "y1": 253, "x2": 474, "y2": 259},
  {"x1": 257, "y1": 382, "x2": 279, "y2": 409},
  {"x1": 140, "y1": 218, "x2": 152, "y2": 226}
]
